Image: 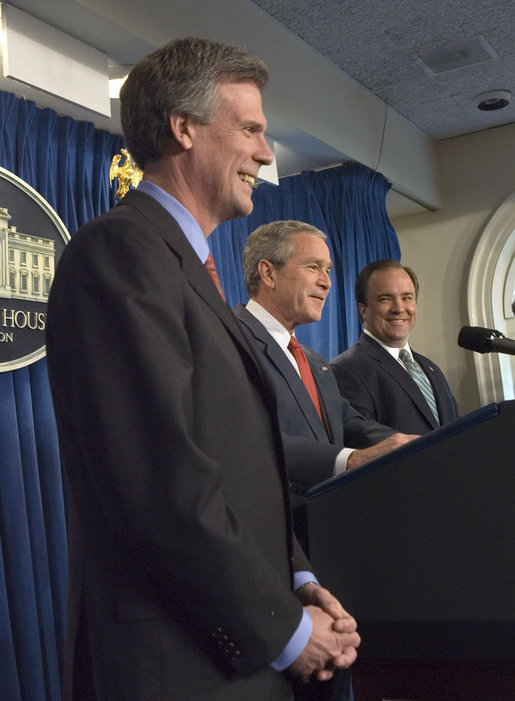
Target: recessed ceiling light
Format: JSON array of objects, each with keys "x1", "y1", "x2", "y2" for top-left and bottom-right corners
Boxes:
[
  {"x1": 475, "y1": 90, "x2": 512, "y2": 111},
  {"x1": 417, "y1": 36, "x2": 497, "y2": 75}
]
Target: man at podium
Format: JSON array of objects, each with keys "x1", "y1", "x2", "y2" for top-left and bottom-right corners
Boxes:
[
  {"x1": 235, "y1": 222, "x2": 417, "y2": 495},
  {"x1": 331, "y1": 259, "x2": 459, "y2": 434}
]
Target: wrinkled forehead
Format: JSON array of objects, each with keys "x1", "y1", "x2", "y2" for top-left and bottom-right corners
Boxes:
[{"x1": 290, "y1": 232, "x2": 331, "y2": 259}]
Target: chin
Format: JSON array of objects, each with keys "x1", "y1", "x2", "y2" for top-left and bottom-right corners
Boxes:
[{"x1": 235, "y1": 200, "x2": 254, "y2": 219}]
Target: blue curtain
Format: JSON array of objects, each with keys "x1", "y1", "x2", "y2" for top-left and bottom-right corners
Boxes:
[
  {"x1": 210, "y1": 163, "x2": 400, "y2": 361},
  {"x1": 0, "y1": 91, "x2": 122, "y2": 700}
]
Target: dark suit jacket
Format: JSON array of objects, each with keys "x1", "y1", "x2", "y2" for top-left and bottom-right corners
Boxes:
[
  {"x1": 46, "y1": 190, "x2": 310, "y2": 701},
  {"x1": 330, "y1": 332, "x2": 459, "y2": 435},
  {"x1": 234, "y1": 305, "x2": 394, "y2": 494}
]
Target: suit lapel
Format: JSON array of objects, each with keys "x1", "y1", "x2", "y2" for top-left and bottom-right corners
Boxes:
[
  {"x1": 235, "y1": 306, "x2": 328, "y2": 441},
  {"x1": 304, "y1": 349, "x2": 338, "y2": 443},
  {"x1": 118, "y1": 191, "x2": 264, "y2": 385},
  {"x1": 360, "y1": 334, "x2": 439, "y2": 429}
]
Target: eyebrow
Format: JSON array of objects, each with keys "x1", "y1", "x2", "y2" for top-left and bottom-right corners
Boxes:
[
  {"x1": 243, "y1": 120, "x2": 267, "y2": 132},
  {"x1": 304, "y1": 258, "x2": 333, "y2": 269}
]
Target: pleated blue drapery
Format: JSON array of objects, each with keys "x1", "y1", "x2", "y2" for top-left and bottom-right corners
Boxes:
[
  {"x1": 210, "y1": 163, "x2": 401, "y2": 360},
  {"x1": 0, "y1": 91, "x2": 122, "y2": 700}
]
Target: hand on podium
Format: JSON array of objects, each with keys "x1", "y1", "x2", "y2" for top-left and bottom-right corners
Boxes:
[{"x1": 347, "y1": 432, "x2": 419, "y2": 469}]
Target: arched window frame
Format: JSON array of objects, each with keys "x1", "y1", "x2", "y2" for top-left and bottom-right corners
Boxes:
[{"x1": 468, "y1": 192, "x2": 515, "y2": 403}]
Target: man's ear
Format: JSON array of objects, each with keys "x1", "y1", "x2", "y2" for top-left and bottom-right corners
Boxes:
[
  {"x1": 258, "y1": 259, "x2": 276, "y2": 289},
  {"x1": 169, "y1": 114, "x2": 194, "y2": 150},
  {"x1": 357, "y1": 302, "x2": 366, "y2": 323}
]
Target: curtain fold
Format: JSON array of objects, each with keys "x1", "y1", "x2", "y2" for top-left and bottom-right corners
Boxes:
[
  {"x1": 0, "y1": 91, "x2": 122, "y2": 700},
  {"x1": 210, "y1": 163, "x2": 400, "y2": 360}
]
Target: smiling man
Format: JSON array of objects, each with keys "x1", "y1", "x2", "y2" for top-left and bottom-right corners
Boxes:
[
  {"x1": 46, "y1": 39, "x2": 362, "y2": 701},
  {"x1": 236, "y1": 225, "x2": 419, "y2": 701},
  {"x1": 331, "y1": 259, "x2": 459, "y2": 435},
  {"x1": 235, "y1": 222, "x2": 415, "y2": 493}
]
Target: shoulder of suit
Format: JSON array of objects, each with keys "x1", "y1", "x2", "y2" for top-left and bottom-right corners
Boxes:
[
  {"x1": 411, "y1": 349, "x2": 444, "y2": 374},
  {"x1": 116, "y1": 189, "x2": 183, "y2": 225},
  {"x1": 234, "y1": 304, "x2": 263, "y2": 332},
  {"x1": 233, "y1": 306, "x2": 274, "y2": 350},
  {"x1": 233, "y1": 303, "x2": 248, "y2": 320},
  {"x1": 303, "y1": 344, "x2": 329, "y2": 366},
  {"x1": 331, "y1": 334, "x2": 379, "y2": 365}
]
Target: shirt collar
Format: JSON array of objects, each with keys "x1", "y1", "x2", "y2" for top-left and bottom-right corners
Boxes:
[
  {"x1": 246, "y1": 299, "x2": 296, "y2": 355},
  {"x1": 137, "y1": 180, "x2": 210, "y2": 263},
  {"x1": 363, "y1": 328, "x2": 412, "y2": 361}
]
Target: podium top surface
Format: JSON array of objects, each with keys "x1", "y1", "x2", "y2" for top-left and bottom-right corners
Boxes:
[{"x1": 307, "y1": 401, "x2": 504, "y2": 500}]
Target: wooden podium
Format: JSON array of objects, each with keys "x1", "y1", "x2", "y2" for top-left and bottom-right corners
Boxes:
[{"x1": 305, "y1": 401, "x2": 515, "y2": 700}]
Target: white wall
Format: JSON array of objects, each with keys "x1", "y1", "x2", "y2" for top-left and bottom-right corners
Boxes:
[{"x1": 391, "y1": 122, "x2": 515, "y2": 414}]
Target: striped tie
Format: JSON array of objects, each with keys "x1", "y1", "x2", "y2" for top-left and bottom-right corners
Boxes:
[{"x1": 399, "y1": 349, "x2": 439, "y2": 422}]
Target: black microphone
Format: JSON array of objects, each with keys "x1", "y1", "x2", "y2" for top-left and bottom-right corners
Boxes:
[{"x1": 458, "y1": 326, "x2": 515, "y2": 356}]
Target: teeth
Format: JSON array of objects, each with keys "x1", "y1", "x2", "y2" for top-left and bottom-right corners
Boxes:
[{"x1": 238, "y1": 173, "x2": 256, "y2": 187}]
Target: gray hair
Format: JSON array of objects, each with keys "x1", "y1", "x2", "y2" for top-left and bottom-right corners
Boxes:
[
  {"x1": 120, "y1": 36, "x2": 269, "y2": 169},
  {"x1": 243, "y1": 220, "x2": 327, "y2": 297}
]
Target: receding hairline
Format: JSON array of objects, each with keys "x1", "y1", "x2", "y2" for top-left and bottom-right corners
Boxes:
[
  {"x1": 368, "y1": 265, "x2": 416, "y2": 286},
  {"x1": 355, "y1": 259, "x2": 420, "y2": 307},
  {"x1": 362, "y1": 265, "x2": 418, "y2": 303}
]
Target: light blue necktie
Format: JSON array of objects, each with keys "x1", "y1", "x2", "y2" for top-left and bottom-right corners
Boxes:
[{"x1": 399, "y1": 349, "x2": 439, "y2": 422}]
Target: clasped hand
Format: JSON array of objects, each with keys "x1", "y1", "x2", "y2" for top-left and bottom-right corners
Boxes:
[{"x1": 289, "y1": 584, "x2": 360, "y2": 683}]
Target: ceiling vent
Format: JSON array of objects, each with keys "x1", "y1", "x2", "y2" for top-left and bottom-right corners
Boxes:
[{"x1": 417, "y1": 36, "x2": 497, "y2": 75}]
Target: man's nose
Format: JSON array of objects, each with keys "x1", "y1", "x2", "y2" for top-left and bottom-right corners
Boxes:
[
  {"x1": 256, "y1": 135, "x2": 274, "y2": 166},
  {"x1": 318, "y1": 270, "x2": 331, "y2": 289}
]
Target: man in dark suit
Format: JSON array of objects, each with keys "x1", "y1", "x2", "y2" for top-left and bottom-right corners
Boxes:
[
  {"x1": 330, "y1": 260, "x2": 459, "y2": 434},
  {"x1": 235, "y1": 221, "x2": 417, "y2": 496},
  {"x1": 46, "y1": 38, "x2": 359, "y2": 701}
]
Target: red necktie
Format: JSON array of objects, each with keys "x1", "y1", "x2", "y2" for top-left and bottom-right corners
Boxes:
[
  {"x1": 205, "y1": 253, "x2": 225, "y2": 300},
  {"x1": 287, "y1": 335, "x2": 323, "y2": 421}
]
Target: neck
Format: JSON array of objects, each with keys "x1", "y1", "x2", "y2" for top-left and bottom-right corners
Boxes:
[
  {"x1": 252, "y1": 296, "x2": 295, "y2": 334},
  {"x1": 143, "y1": 161, "x2": 216, "y2": 238}
]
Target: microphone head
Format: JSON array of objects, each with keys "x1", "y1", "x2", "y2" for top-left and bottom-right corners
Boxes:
[{"x1": 457, "y1": 326, "x2": 496, "y2": 353}]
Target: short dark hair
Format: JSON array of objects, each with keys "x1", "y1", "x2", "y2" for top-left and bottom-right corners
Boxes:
[
  {"x1": 120, "y1": 37, "x2": 269, "y2": 169},
  {"x1": 242, "y1": 220, "x2": 327, "y2": 297},
  {"x1": 355, "y1": 259, "x2": 419, "y2": 306}
]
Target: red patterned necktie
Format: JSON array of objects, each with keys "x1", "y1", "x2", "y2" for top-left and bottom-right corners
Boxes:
[
  {"x1": 287, "y1": 335, "x2": 323, "y2": 421},
  {"x1": 204, "y1": 253, "x2": 225, "y2": 300}
]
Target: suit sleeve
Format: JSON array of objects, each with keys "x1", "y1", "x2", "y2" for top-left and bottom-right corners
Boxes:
[
  {"x1": 339, "y1": 394, "x2": 395, "y2": 447},
  {"x1": 280, "y1": 397, "x2": 393, "y2": 492},
  {"x1": 281, "y1": 433, "x2": 339, "y2": 492},
  {"x1": 331, "y1": 360, "x2": 380, "y2": 422}
]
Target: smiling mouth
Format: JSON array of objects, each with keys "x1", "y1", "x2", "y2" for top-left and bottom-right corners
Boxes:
[{"x1": 238, "y1": 172, "x2": 257, "y2": 188}]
